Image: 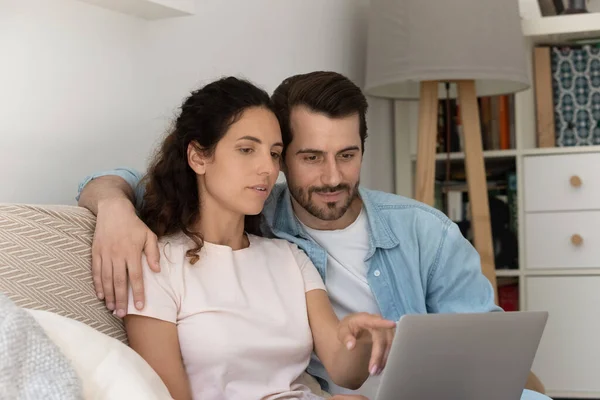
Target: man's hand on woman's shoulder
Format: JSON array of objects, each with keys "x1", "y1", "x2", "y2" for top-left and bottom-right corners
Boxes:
[{"x1": 92, "y1": 197, "x2": 160, "y2": 317}]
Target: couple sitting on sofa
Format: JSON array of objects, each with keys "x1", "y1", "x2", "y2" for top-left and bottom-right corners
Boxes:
[{"x1": 77, "y1": 71, "x2": 549, "y2": 400}]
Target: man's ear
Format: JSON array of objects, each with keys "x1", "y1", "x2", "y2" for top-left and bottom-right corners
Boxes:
[{"x1": 187, "y1": 142, "x2": 207, "y2": 175}]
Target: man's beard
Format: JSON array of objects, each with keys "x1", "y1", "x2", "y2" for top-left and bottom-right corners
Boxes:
[{"x1": 290, "y1": 181, "x2": 360, "y2": 221}]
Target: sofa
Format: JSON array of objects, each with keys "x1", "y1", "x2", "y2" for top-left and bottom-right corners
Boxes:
[{"x1": 0, "y1": 203, "x2": 125, "y2": 343}]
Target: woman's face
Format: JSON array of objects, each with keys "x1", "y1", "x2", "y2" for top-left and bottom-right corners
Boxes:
[{"x1": 191, "y1": 106, "x2": 283, "y2": 216}]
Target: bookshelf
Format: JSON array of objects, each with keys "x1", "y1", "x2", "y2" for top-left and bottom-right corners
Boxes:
[
  {"x1": 409, "y1": 149, "x2": 519, "y2": 162},
  {"x1": 521, "y1": 12, "x2": 600, "y2": 44},
  {"x1": 394, "y1": 11, "x2": 600, "y2": 399},
  {"x1": 523, "y1": 144, "x2": 600, "y2": 155}
]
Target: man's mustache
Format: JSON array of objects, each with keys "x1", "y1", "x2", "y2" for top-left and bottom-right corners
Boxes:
[{"x1": 309, "y1": 184, "x2": 350, "y2": 194}]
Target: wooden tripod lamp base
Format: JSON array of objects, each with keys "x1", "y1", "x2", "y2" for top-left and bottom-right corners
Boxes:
[{"x1": 414, "y1": 80, "x2": 498, "y2": 302}]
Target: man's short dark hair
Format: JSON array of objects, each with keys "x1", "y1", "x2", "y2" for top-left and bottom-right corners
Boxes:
[{"x1": 271, "y1": 71, "x2": 368, "y2": 158}]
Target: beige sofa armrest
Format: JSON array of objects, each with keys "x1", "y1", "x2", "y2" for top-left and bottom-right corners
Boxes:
[{"x1": 0, "y1": 203, "x2": 126, "y2": 343}]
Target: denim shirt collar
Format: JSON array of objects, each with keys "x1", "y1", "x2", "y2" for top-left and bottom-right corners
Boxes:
[
  {"x1": 358, "y1": 187, "x2": 400, "y2": 251},
  {"x1": 271, "y1": 186, "x2": 400, "y2": 252}
]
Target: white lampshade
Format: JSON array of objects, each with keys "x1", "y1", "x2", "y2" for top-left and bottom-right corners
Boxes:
[{"x1": 364, "y1": 0, "x2": 531, "y2": 99}]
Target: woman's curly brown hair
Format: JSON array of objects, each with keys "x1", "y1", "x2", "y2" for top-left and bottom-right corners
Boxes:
[{"x1": 138, "y1": 77, "x2": 274, "y2": 264}]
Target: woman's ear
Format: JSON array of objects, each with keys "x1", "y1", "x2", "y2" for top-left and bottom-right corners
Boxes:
[{"x1": 187, "y1": 142, "x2": 207, "y2": 175}]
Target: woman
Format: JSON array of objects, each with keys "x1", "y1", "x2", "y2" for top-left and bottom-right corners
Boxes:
[{"x1": 124, "y1": 77, "x2": 396, "y2": 400}]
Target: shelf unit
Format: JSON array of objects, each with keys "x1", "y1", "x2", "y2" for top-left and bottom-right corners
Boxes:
[
  {"x1": 521, "y1": 12, "x2": 600, "y2": 44},
  {"x1": 394, "y1": 11, "x2": 600, "y2": 399},
  {"x1": 409, "y1": 149, "x2": 519, "y2": 162},
  {"x1": 76, "y1": 0, "x2": 195, "y2": 20},
  {"x1": 406, "y1": 145, "x2": 600, "y2": 162}
]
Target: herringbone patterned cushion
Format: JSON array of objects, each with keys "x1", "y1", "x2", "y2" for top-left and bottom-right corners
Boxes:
[{"x1": 0, "y1": 203, "x2": 126, "y2": 344}]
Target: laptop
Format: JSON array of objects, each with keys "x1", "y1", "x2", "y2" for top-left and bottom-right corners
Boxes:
[{"x1": 374, "y1": 311, "x2": 548, "y2": 400}]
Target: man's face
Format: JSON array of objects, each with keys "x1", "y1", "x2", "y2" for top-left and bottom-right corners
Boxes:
[{"x1": 284, "y1": 105, "x2": 362, "y2": 223}]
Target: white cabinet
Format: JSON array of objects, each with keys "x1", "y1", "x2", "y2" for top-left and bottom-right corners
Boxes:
[
  {"x1": 527, "y1": 276, "x2": 600, "y2": 396},
  {"x1": 523, "y1": 152, "x2": 600, "y2": 398},
  {"x1": 515, "y1": 15, "x2": 600, "y2": 397}
]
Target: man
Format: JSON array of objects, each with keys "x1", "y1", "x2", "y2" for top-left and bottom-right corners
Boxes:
[{"x1": 77, "y1": 71, "x2": 547, "y2": 399}]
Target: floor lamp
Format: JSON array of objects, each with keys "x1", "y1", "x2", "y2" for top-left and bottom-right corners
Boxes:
[{"x1": 363, "y1": 0, "x2": 530, "y2": 300}]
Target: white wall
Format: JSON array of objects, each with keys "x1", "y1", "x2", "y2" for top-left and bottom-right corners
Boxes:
[
  {"x1": 0, "y1": 0, "x2": 395, "y2": 205},
  {"x1": 362, "y1": 97, "x2": 394, "y2": 193},
  {"x1": 0, "y1": 0, "x2": 147, "y2": 205}
]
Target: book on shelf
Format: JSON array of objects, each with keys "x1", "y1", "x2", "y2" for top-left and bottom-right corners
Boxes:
[
  {"x1": 536, "y1": 0, "x2": 565, "y2": 16},
  {"x1": 435, "y1": 93, "x2": 515, "y2": 153},
  {"x1": 434, "y1": 170, "x2": 518, "y2": 271},
  {"x1": 498, "y1": 277, "x2": 519, "y2": 312}
]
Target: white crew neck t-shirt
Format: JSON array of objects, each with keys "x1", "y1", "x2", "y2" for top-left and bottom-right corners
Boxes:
[
  {"x1": 300, "y1": 208, "x2": 383, "y2": 396},
  {"x1": 127, "y1": 232, "x2": 326, "y2": 400}
]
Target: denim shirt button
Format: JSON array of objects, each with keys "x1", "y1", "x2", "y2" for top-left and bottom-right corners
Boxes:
[{"x1": 373, "y1": 270, "x2": 381, "y2": 277}]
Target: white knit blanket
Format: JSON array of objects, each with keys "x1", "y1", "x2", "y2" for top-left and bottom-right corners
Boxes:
[{"x1": 0, "y1": 292, "x2": 83, "y2": 399}]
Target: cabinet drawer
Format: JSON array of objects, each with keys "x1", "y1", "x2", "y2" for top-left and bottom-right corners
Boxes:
[
  {"x1": 526, "y1": 276, "x2": 600, "y2": 395},
  {"x1": 525, "y1": 211, "x2": 600, "y2": 269},
  {"x1": 523, "y1": 153, "x2": 600, "y2": 212}
]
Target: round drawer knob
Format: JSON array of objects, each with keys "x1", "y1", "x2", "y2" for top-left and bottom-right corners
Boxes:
[
  {"x1": 570, "y1": 175, "x2": 582, "y2": 188},
  {"x1": 571, "y1": 234, "x2": 583, "y2": 246}
]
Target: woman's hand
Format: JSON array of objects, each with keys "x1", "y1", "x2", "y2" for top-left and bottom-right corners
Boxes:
[
  {"x1": 338, "y1": 313, "x2": 396, "y2": 376},
  {"x1": 306, "y1": 289, "x2": 394, "y2": 389}
]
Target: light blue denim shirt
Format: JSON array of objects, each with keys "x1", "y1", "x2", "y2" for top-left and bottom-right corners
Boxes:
[{"x1": 77, "y1": 168, "x2": 549, "y2": 400}]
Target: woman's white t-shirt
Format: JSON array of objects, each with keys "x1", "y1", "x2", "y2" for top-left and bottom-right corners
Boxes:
[{"x1": 126, "y1": 232, "x2": 326, "y2": 400}]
